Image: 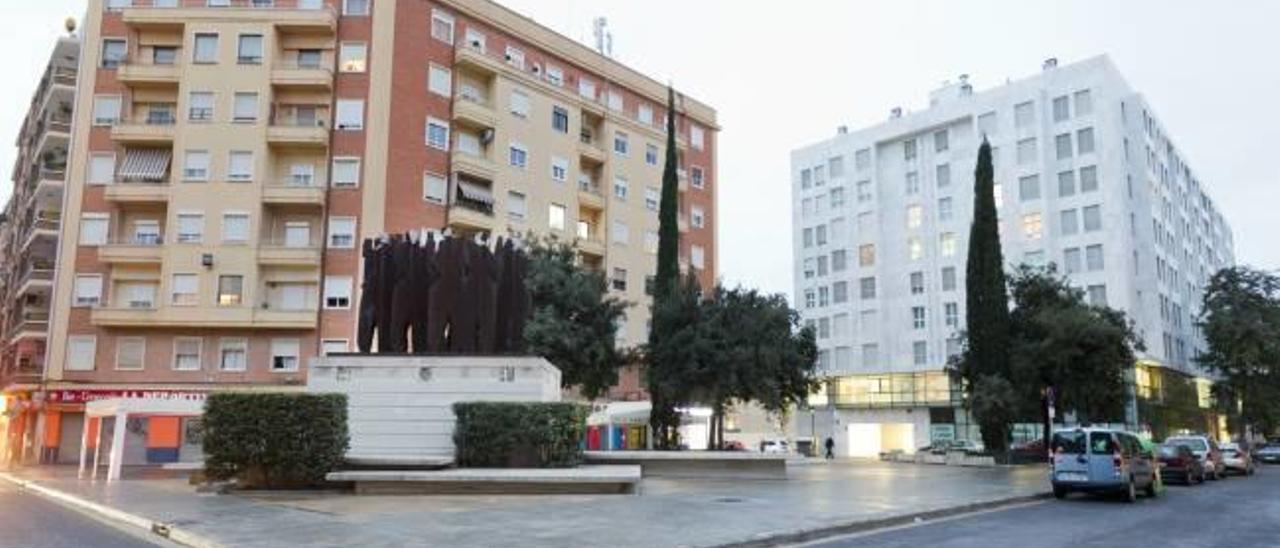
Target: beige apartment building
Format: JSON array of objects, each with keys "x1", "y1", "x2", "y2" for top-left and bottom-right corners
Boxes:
[{"x1": 35, "y1": 0, "x2": 716, "y2": 464}]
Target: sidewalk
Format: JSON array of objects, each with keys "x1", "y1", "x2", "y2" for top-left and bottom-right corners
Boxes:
[{"x1": 1, "y1": 460, "x2": 1048, "y2": 548}]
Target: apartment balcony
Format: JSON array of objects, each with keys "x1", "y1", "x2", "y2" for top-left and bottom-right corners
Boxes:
[
  {"x1": 678, "y1": 213, "x2": 690, "y2": 233},
  {"x1": 24, "y1": 169, "x2": 66, "y2": 206},
  {"x1": 576, "y1": 235, "x2": 606, "y2": 257},
  {"x1": 91, "y1": 304, "x2": 316, "y2": 330},
  {"x1": 453, "y1": 92, "x2": 496, "y2": 128},
  {"x1": 111, "y1": 115, "x2": 177, "y2": 144},
  {"x1": 21, "y1": 218, "x2": 59, "y2": 251},
  {"x1": 97, "y1": 238, "x2": 164, "y2": 265},
  {"x1": 577, "y1": 132, "x2": 607, "y2": 164},
  {"x1": 15, "y1": 268, "x2": 54, "y2": 297},
  {"x1": 262, "y1": 181, "x2": 325, "y2": 206},
  {"x1": 447, "y1": 203, "x2": 497, "y2": 233},
  {"x1": 122, "y1": 3, "x2": 336, "y2": 33},
  {"x1": 451, "y1": 151, "x2": 498, "y2": 181},
  {"x1": 678, "y1": 169, "x2": 690, "y2": 193},
  {"x1": 454, "y1": 44, "x2": 500, "y2": 76},
  {"x1": 6, "y1": 311, "x2": 50, "y2": 344},
  {"x1": 267, "y1": 119, "x2": 329, "y2": 148},
  {"x1": 257, "y1": 244, "x2": 322, "y2": 267},
  {"x1": 577, "y1": 179, "x2": 606, "y2": 210},
  {"x1": 117, "y1": 60, "x2": 180, "y2": 86},
  {"x1": 271, "y1": 62, "x2": 333, "y2": 90},
  {"x1": 104, "y1": 181, "x2": 171, "y2": 203},
  {"x1": 34, "y1": 118, "x2": 71, "y2": 156}
]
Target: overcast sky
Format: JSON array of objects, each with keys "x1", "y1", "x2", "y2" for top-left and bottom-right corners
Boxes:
[{"x1": 3, "y1": 0, "x2": 1277, "y2": 299}]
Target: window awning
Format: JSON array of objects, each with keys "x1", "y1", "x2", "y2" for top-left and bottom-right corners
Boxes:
[
  {"x1": 117, "y1": 149, "x2": 171, "y2": 182},
  {"x1": 456, "y1": 179, "x2": 494, "y2": 205}
]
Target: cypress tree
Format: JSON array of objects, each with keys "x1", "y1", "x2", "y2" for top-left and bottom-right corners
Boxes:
[
  {"x1": 654, "y1": 86, "x2": 681, "y2": 302},
  {"x1": 962, "y1": 138, "x2": 1014, "y2": 452},
  {"x1": 646, "y1": 86, "x2": 684, "y2": 448}
]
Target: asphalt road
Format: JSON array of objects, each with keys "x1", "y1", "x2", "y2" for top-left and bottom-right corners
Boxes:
[
  {"x1": 0, "y1": 481, "x2": 162, "y2": 548},
  {"x1": 809, "y1": 466, "x2": 1280, "y2": 548}
]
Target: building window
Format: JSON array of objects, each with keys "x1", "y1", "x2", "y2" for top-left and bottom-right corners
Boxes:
[
  {"x1": 690, "y1": 125, "x2": 705, "y2": 150},
  {"x1": 913, "y1": 341, "x2": 928, "y2": 366},
  {"x1": 170, "y1": 273, "x2": 198, "y2": 305},
  {"x1": 1085, "y1": 244, "x2": 1105, "y2": 271},
  {"x1": 1074, "y1": 90, "x2": 1093, "y2": 117},
  {"x1": 428, "y1": 64, "x2": 452, "y2": 96},
  {"x1": 1079, "y1": 165, "x2": 1099, "y2": 192},
  {"x1": 1016, "y1": 138, "x2": 1037, "y2": 165},
  {"x1": 271, "y1": 339, "x2": 301, "y2": 372},
  {"x1": 1060, "y1": 209, "x2": 1079, "y2": 236},
  {"x1": 645, "y1": 144, "x2": 658, "y2": 166},
  {"x1": 941, "y1": 266, "x2": 957, "y2": 291},
  {"x1": 548, "y1": 204, "x2": 566, "y2": 231},
  {"x1": 691, "y1": 206, "x2": 706, "y2": 229},
  {"x1": 1019, "y1": 174, "x2": 1041, "y2": 201},
  {"x1": 856, "y1": 180, "x2": 872, "y2": 203},
  {"x1": 940, "y1": 232, "x2": 956, "y2": 257},
  {"x1": 613, "y1": 177, "x2": 628, "y2": 200},
  {"x1": 1022, "y1": 212, "x2": 1043, "y2": 240},
  {"x1": 613, "y1": 132, "x2": 629, "y2": 155},
  {"x1": 551, "y1": 106, "x2": 569, "y2": 133},
  {"x1": 1057, "y1": 170, "x2": 1076, "y2": 197},
  {"x1": 611, "y1": 220, "x2": 629, "y2": 244},
  {"x1": 905, "y1": 171, "x2": 920, "y2": 195},
  {"x1": 611, "y1": 268, "x2": 627, "y2": 291},
  {"x1": 606, "y1": 91, "x2": 623, "y2": 112},
  {"x1": 545, "y1": 65, "x2": 564, "y2": 87},
  {"x1": 176, "y1": 212, "x2": 204, "y2": 243},
  {"x1": 1014, "y1": 100, "x2": 1035, "y2": 128},
  {"x1": 335, "y1": 99, "x2": 364, "y2": 130},
  {"x1": 180, "y1": 150, "x2": 209, "y2": 181},
  {"x1": 67, "y1": 336, "x2": 97, "y2": 372},
  {"x1": 219, "y1": 338, "x2": 248, "y2": 371},
  {"x1": 908, "y1": 237, "x2": 923, "y2": 260},
  {"x1": 188, "y1": 91, "x2": 214, "y2": 121},
  {"x1": 859, "y1": 244, "x2": 875, "y2": 267},
  {"x1": 1077, "y1": 127, "x2": 1096, "y2": 155},
  {"x1": 505, "y1": 46, "x2": 525, "y2": 70},
  {"x1": 217, "y1": 275, "x2": 244, "y2": 306},
  {"x1": 328, "y1": 216, "x2": 356, "y2": 248},
  {"x1": 903, "y1": 139, "x2": 917, "y2": 161},
  {"x1": 222, "y1": 213, "x2": 249, "y2": 242},
  {"x1": 88, "y1": 153, "x2": 116, "y2": 185},
  {"x1": 935, "y1": 163, "x2": 951, "y2": 188},
  {"x1": 324, "y1": 276, "x2": 352, "y2": 309},
  {"x1": 426, "y1": 117, "x2": 450, "y2": 150},
  {"x1": 431, "y1": 9, "x2": 455, "y2": 43},
  {"x1": 906, "y1": 204, "x2": 923, "y2": 229},
  {"x1": 173, "y1": 338, "x2": 202, "y2": 371},
  {"x1": 1055, "y1": 133, "x2": 1073, "y2": 160},
  {"x1": 79, "y1": 214, "x2": 109, "y2": 246},
  {"x1": 691, "y1": 167, "x2": 705, "y2": 189},
  {"x1": 73, "y1": 274, "x2": 103, "y2": 307},
  {"x1": 977, "y1": 111, "x2": 998, "y2": 136},
  {"x1": 227, "y1": 151, "x2": 253, "y2": 181},
  {"x1": 92, "y1": 95, "x2": 122, "y2": 125},
  {"x1": 938, "y1": 197, "x2": 954, "y2": 222},
  {"x1": 1087, "y1": 284, "x2": 1107, "y2": 306},
  {"x1": 506, "y1": 191, "x2": 526, "y2": 220},
  {"x1": 101, "y1": 39, "x2": 127, "y2": 68},
  {"x1": 423, "y1": 172, "x2": 446, "y2": 204},
  {"x1": 322, "y1": 340, "x2": 349, "y2": 356},
  {"x1": 116, "y1": 338, "x2": 146, "y2": 371},
  {"x1": 343, "y1": 0, "x2": 369, "y2": 16},
  {"x1": 507, "y1": 143, "x2": 528, "y2": 168},
  {"x1": 332, "y1": 157, "x2": 360, "y2": 187},
  {"x1": 1025, "y1": 250, "x2": 1045, "y2": 266},
  {"x1": 934, "y1": 129, "x2": 949, "y2": 153},
  {"x1": 944, "y1": 302, "x2": 959, "y2": 328},
  {"x1": 193, "y1": 33, "x2": 218, "y2": 63},
  {"x1": 912, "y1": 306, "x2": 926, "y2": 329},
  {"x1": 237, "y1": 34, "x2": 263, "y2": 64},
  {"x1": 691, "y1": 245, "x2": 705, "y2": 270},
  {"x1": 1052, "y1": 95, "x2": 1070, "y2": 122},
  {"x1": 858, "y1": 277, "x2": 876, "y2": 300},
  {"x1": 1082, "y1": 205, "x2": 1102, "y2": 232},
  {"x1": 1063, "y1": 247, "x2": 1082, "y2": 274},
  {"x1": 578, "y1": 77, "x2": 596, "y2": 100}
]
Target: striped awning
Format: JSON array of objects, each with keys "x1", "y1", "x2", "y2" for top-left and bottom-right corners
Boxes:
[
  {"x1": 117, "y1": 148, "x2": 171, "y2": 182},
  {"x1": 456, "y1": 179, "x2": 494, "y2": 205}
]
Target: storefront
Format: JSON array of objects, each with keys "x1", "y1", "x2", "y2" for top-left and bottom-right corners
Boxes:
[{"x1": 21, "y1": 388, "x2": 208, "y2": 466}]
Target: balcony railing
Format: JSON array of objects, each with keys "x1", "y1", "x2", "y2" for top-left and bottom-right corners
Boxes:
[{"x1": 124, "y1": 0, "x2": 328, "y2": 8}]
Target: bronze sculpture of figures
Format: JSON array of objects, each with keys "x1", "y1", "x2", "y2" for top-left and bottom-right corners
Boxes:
[{"x1": 356, "y1": 232, "x2": 530, "y2": 355}]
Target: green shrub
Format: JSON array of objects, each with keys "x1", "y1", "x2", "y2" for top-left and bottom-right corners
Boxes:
[
  {"x1": 453, "y1": 402, "x2": 588, "y2": 468},
  {"x1": 203, "y1": 392, "x2": 349, "y2": 488}
]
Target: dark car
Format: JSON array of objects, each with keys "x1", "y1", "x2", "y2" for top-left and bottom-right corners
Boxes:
[
  {"x1": 1256, "y1": 443, "x2": 1280, "y2": 464},
  {"x1": 1158, "y1": 443, "x2": 1205, "y2": 485}
]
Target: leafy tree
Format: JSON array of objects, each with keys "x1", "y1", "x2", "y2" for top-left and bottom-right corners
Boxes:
[
  {"x1": 645, "y1": 273, "x2": 707, "y2": 449},
  {"x1": 647, "y1": 86, "x2": 685, "y2": 446},
  {"x1": 1198, "y1": 266, "x2": 1280, "y2": 438},
  {"x1": 523, "y1": 238, "x2": 629, "y2": 400},
  {"x1": 950, "y1": 139, "x2": 1015, "y2": 452},
  {"x1": 1006, "y1": 265, "x2": 1141, "y2": 430}
]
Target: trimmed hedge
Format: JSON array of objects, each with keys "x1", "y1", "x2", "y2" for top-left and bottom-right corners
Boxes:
[
  {"x1": 453, "y1": 402, "x2": 588, "y2": 468},
  {"x1": 203, "y1": 393, "x2": 349, "y2": 488}
]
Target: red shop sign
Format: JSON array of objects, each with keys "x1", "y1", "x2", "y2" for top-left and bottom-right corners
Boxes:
[{"x1": 44, "y1": 390, "x2": 208, "y2": 404}]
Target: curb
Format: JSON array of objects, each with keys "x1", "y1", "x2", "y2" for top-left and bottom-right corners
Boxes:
[
  {"x1": 0, "y1": 472, "x2": 221, "y2": 548},
  {"x1": 714, "y1": 492, "x2": 1052, "y2": 547}
]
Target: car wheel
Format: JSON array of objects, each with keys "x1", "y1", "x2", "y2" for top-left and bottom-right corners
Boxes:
[
  {"x1": 1196, "y1": 471, "x2": 1205, "y2": 484},
  {"x1": 1053, "y1": 486, "x2": 1067, "y2": 499},
  {"x1": 1123, "y1": 479, "x2": 1137, "y2": 503},
  {"x1": 1145, "y1": 476, "x2": 1158, "y2": 498}
]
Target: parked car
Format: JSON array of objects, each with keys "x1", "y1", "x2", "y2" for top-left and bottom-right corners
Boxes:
[
  {"x1": 1049, "y1": 428, "x2": 1159, "y2": 502},
  {"x1": 723, "y1": 440, "x2": 747, "y2": 451},
  {"x1": 919, "y1": 440, "x2": 984, "y2": 455},
  {"x1": 1157, "y1": 443, "x2": 1205, "y2": 485},
  {"x1": 760, "y1": 439, "x2": 790, "y2": 454},
  {"x1": 1219, "y1": 442, "x2": 1256, "y2": 476},
  {"x1": 1166, "y1": 435, "x2": 1226, "y2": 480},
  {"x1": 1255, "y1": 443, "x2": 1280, "y2": 464}
]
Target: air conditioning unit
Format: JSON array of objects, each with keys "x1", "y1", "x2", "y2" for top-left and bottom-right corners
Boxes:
[
  {"x1": 480, "y1": 128, "x2": 495, "y2": 145},
  {"x1": 201, "y1": 253, "x2": 214, "y2": 267}
]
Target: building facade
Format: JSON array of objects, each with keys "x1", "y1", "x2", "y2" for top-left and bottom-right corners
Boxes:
[
  {"x1": 34, "y1": 0, "x2": 716, "y2": 465},
  {"x1": 791, "y1": 56, "x2": 1232, "y2": 456},
  {"x1": 0, "y1": 36, "x2": 80, "y2": 465}
]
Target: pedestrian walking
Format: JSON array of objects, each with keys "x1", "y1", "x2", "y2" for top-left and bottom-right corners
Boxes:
[{"x1": 824, "y1": 437, "x2": 835, "y2": 459}]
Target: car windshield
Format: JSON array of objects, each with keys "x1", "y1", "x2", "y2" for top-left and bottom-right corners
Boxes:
[
  {"x1": 1158, "y1": 445, "x2": 1181, "y2": 457},
  {"x1": 1089, "y1": 432, "x2": 1115, "y2": 454},
  {"x1": 1051, "y1": 431, "x2": 1086, "y2": 454},
  {"x1": 1170, "y1": 438, "x2": 1208, "y2": 452}
]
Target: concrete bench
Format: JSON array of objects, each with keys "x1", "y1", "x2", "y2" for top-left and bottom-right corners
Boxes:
[
  {"x1": 326, "y1": 465, "x2": 641, "y2": 495},
  {"x1": 343, "y1": 455, "x2": 455, "y2": 470},
  {"x1": 583, "y1": 450, "x2": 788, "y2": 480}
]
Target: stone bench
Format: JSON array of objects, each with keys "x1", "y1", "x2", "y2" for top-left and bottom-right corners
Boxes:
[
  {"x1": 326, "y1": 465, "x2": 641, "y2": 495},
  {"x1": 343, "y1": 455, "x2": 455, "y2": 470},
  {"x1": 583, "y1": 450, "x2": 788, "y2": 480}
]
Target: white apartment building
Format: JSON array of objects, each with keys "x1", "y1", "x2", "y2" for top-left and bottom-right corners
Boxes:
[{"x1": 790, "y1": 55, "x2": 1235, "y2": 457}]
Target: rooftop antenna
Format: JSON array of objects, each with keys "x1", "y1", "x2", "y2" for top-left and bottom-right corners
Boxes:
[{"x1": 592, "y1": 16, "x2": 613, "y2": 57}]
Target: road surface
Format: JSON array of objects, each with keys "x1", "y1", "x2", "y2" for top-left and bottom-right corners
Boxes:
[
  {"x1": 808, "y1": 466, "x2": 1280, "y2": 547},
  {"x1": 0, "y1": 481, "x2": 162, "y2": 547}
]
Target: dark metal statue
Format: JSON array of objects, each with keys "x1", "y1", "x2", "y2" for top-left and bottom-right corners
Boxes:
[{"x1": 356, "y1": 232, "x2": 530, "y2": 355}]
